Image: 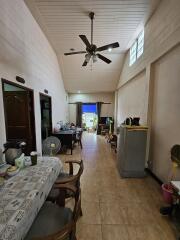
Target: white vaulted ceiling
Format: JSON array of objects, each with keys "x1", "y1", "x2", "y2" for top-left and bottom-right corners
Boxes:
[{"x1": 25, "y1": 0, "x2": 160, "y2": 93}]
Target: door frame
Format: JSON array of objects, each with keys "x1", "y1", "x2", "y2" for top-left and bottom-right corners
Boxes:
[
  {"x1": 1, "y1": 78, "x2": 37, "y2": 151},
  {"x1": 82, "y1": 103, "x2": 98, "y2": 131},
  {"x1": 39, "y1": 92, "x2": 52, "y2": 141}
]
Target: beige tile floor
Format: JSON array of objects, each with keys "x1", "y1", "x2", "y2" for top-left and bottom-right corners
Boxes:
[{"x1": 60, "y1": 132, "x2": 176, "y2": 240}]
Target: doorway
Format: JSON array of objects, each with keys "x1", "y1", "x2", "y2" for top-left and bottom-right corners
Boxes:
[
  {"x1": 82, "y1": 104, "x2": 97, "y2": 132},
  {"x1": 2, "y1": 79, "x2": 36, "y2": 154},
  {"x1": 40, "y1": 93, "x2": 52, "y2": 141}
]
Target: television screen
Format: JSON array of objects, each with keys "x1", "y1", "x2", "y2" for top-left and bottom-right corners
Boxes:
[
  {"x1": 100, "y1": 117, "x2": 113, "y2": 125},
  {"x1": 100, "y1": 117, "x2": 107, "y2": 124}
]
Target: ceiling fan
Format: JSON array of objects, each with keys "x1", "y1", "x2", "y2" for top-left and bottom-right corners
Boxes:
[{"x1": 64, "y1": 12, "x2": 120, "y2": 66}]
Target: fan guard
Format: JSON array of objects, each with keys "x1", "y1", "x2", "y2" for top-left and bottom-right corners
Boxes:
[{"x1": 42, "y1": 136, "x2": 61, "y2": 156}]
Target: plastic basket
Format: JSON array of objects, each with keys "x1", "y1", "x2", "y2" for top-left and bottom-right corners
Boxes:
[{"x1": 162, "y1": 183, "x2": 173, "y2": 204}]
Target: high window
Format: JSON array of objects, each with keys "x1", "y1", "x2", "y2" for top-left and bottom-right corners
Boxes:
[{"x1": 129, "y1": 30, "x2": 144, "y2": 66}]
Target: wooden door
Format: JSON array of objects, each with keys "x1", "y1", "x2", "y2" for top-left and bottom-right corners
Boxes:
[{"x1": 3, "y1": 91, "x2": 35, "y2": 154}]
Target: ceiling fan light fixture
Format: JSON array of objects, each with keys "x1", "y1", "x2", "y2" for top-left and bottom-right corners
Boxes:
[
  {"x1": 64, "y1": 12, "x2": 120, "y2": 66},
  {"x1": 92, "y1": 54, "x2": 97, "y2": 63},
  {"x1": 85, "y1": 54, "x2": 91, "y2": 62}
]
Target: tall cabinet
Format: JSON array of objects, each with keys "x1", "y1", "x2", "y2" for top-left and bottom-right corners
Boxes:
[{"x1": 117, "y1": 125, "x2": 148, "y2": 178}]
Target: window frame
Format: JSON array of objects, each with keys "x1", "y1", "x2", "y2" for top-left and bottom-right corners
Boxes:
[
  {"x1": 137, "y1": 30, "x2": 144, "y2": 59},
  {"x1": 129, "y1": 30, "x2": 144, "y2": 66}
]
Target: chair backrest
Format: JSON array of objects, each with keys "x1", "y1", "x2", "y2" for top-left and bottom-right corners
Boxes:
[
  {"x1": 76, "y1": 130, "x2": 83, "y2": 140},
  {"x1": 68, "y1": 160, "x2": 84, "y2": 188},
  {"x1": 69, "y1": 159, "x2": 83, "y2": 177},
  {"x1": 111, "y1": 134, "x2": 117, "y2": 142},
  {"x1": 56, "y1": 160, "x2": 84, "y2": 190},
  {"x1": 77, "y1": 159, "x2": 84, "y2": 177}
]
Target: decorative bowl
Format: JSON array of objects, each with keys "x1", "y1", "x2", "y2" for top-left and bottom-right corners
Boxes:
[{"x1": 7, "y1": 166, "x2": 20, "y2": 177}]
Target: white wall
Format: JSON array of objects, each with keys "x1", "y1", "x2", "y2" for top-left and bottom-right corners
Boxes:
[
  {"x1": 69, "y1": 93, "x2": 115, "y2": 124},
  {"x1": 116, "y1": 0, "x2": 180, "y2": 181},
  {"x1": 117, "y1": 70, "x2": 148, "y2": 125},
  {"x1": 150, "y1": 45, "x2": 180, "y2": 182},
  {"x1": 118, "y1": 0, "x2": 180, "y2": 88},
  {"x1": 0, "y1": 0, "x2": 68, "y2": 153}
]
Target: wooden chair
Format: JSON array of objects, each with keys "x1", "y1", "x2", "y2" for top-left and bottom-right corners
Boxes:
[
  {"x1": 47, "y1": 160, "x2": 84, "y2": 216},
  {"x1": 109, "y1": 134, "x2": 117, "y2": 153},
  {"x1": 25, "y1": 183, "x2": 80, "y2": 240},
  {"x1": 76, "y1": 130, "x2": 83, "y2": 149}
]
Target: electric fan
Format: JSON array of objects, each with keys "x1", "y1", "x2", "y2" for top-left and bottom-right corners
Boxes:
[{"x1": 42, "y1": 137, "x2": 61, "y2": 156}]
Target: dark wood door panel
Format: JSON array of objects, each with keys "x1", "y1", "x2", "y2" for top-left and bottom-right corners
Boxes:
[{"x1": 2, "y1": 81, "x2": 36, "y2": 155}]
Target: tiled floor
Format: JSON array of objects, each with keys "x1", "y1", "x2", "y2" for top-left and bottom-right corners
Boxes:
[{"x1": 60, "y1": 132, "x2": 176, "y2": 240}]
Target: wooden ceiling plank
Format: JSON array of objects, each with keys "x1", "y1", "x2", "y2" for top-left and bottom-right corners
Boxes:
[{"x1": 25, "y1": 0, "x2": 160, "y2": 93}]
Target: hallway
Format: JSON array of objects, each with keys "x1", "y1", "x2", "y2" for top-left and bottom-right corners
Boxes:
[{"x1": 61, "y1": 132, "x2": 176, "y2": 240}]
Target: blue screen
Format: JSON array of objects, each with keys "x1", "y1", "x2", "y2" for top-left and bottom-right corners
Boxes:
[{"x1": 82, "y1": 104, "x2": 97, "y2": 113}]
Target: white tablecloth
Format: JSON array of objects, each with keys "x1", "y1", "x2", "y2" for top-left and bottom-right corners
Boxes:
[{"x1": 0, "y1": 157, "x2": 63, "y2": 240}]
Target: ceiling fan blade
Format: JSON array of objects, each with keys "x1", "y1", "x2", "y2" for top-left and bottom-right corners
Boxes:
[
  {"x1": 82, "y1": 60, "x2": 88, "y2": 66},
  {"x1": 96, "y1": 42, "x2": 119, "y2": 52},
  {"x1": 79, "y1": 35, "x2": 91, "y2": 48},
  {"x1": 64, "y1": 51, "x2": 86, "y2": 56},
  {"x1": 97, "y1": 54, "x2": 111, "y2": 64}
]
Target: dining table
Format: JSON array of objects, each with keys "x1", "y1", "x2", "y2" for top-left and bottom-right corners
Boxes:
[
  {"x1": 0, "y1": 156, "x2": 63, "y2": 240},
  {"x1": 52, "y1": 129, "x2": 77, "y2": 155}
]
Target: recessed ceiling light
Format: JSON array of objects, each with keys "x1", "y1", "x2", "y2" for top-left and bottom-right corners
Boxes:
[{"x1": 108, "y1": 48, "x2": 112, "y2": 52}]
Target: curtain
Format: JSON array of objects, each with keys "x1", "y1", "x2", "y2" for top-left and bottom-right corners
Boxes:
[
  {"x1": 76, "y1": 102, "x2": 82, "y2": 127},
  {"x1": 96, "y1": 102, "x2": 102, "y2": 135}
]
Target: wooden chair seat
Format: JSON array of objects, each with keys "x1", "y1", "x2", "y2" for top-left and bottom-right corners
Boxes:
[
  {"x1": 25, "y1": 202, "x2": 72, "y2": 240},
  {"x1": 25, "y1": 184, "x2": 79, "y2": 240}
]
